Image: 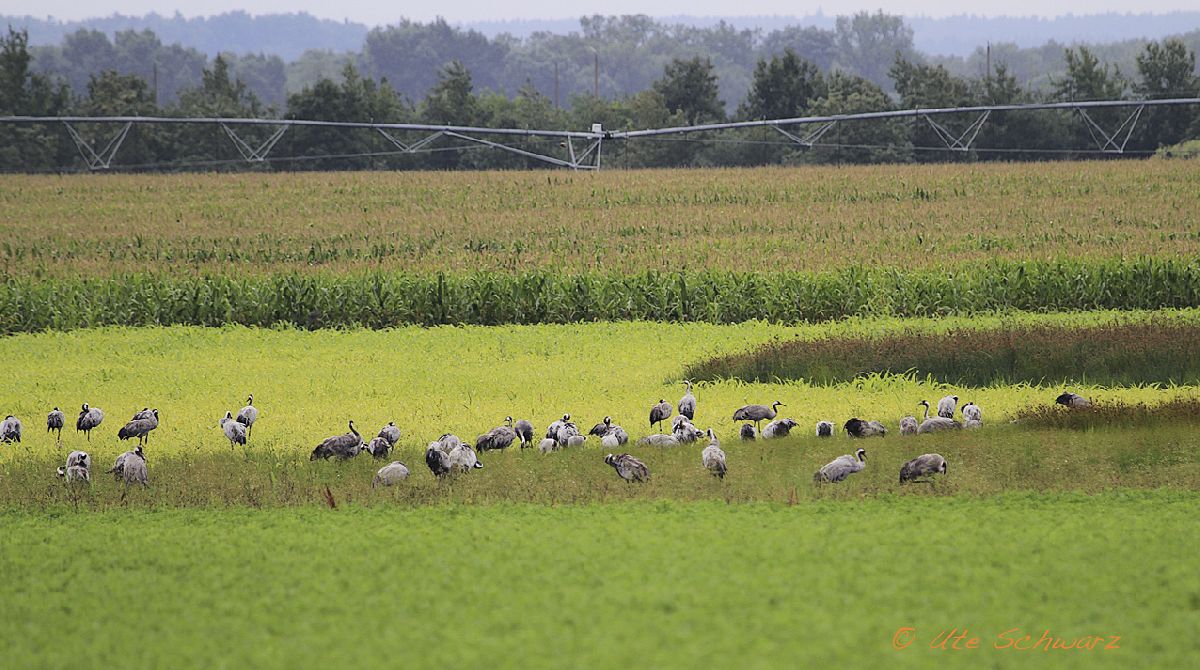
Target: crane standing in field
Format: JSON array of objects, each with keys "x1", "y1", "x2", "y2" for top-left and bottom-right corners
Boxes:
[
  {"x1": 733, "y1": 401, "x2": 784, "y2": 435},
  {"x1": 220, "y1": 411, "x2": 247, "y2": 448},
  {"x1": 47, "y1": 408, "x2": 65, "y2": 442},
  {"x1": 76, "y1": 404, "x2": 104, "y2": 441},
  {"x1": 373, "y1": 461, "x2": 410, "y2": 487},
  {"x1": 649, "y1": 399, "x2": 673, "y2": 433},
  {"x1": 701, "y1": 429, "x2": 727, "y2": 480},
  {"x1": 937, "y1": 395, "x2": 959, "y2": 419},
  {"x1": 476, "y1": 417, "x2": 518, "y2": 451},
  {"x1": 678, "y1": 381, "x2": 697, "y2": 421},
  {"x1": 815, "y1": 421, "x2": 834, "y2": 438},
  {"x1": 513, "y1": 419, "x2": 534, "y2": 448},
  {"x1": 1, "y1": 415, "x2": 22, "y2": 443},
  {"x1": 236, "y1": 395, "x2": 259, "y2": 438},
  {"x1": 118, "y1": 409, "x2": 159, "y2": 445}
]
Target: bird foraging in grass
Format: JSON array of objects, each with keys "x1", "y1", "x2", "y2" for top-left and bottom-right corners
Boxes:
[
  {"x1": 605, "y1": 453, "x2": 649, "y2": 482},
  {"x1": 899, "y1": 453, "x2": 947, "y2": 484},
  {"x1": 815, "y1": 448, "x2": 866, "y2": 483},
  {"x1": 701, "y1": 429, "x2": 726, "y2": 480}
]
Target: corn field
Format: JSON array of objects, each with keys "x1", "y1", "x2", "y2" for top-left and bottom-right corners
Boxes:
[{"x1": 0, "y1": 258, "x2": 1198, "y2": 332}]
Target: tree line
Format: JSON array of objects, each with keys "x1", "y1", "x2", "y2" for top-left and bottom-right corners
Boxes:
[{"x1": 1, "y1": 23, "x2": 1197, "y2": 172}]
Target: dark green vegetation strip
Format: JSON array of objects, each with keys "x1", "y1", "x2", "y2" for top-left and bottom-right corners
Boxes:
[
  {"x1": 4, "y1": 424, "x2": 1197, "y2": 509},
  {"x1": 3, "y1": 257, "x2": 1200, "y2": 332},
  {"x1": 2, "y1": 494, "x2": 1197, "y2": 669},
  {"x1": 1012, "y1": 398, "x2": 1200, "y2": 429},
  {"x1": 687, "y1": 320, "x2": 1200, "y2": 386}
]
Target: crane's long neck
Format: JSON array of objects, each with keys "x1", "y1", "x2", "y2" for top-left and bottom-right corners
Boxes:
[{"x1": 922, "y1": 404, "x2": 929, "y2": 420}]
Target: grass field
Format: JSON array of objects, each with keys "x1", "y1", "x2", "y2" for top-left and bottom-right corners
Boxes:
[
  {"x1": 1, "y1": 313, "x2": 1198, "y2": 509},
  {"x1": 3, "y1": 494, "x2": 1198, "y2": 669},
  {"x1": 2, "y1": 162, "x2": 1198, "y2": 279}
]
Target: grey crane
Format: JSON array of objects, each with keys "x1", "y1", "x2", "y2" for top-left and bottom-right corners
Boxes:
[
  {"x1": 937, "y1": 395, "x2": 959, "y2": 419},
  {"x1": 426, "y1": 444, "x2": 452, "y2": 477},
  {"x1": 438, "y1": 433, "x2": 463, "y2": 452},
  {"x1": 376, "y1": 422, "x2": 401, "y2": 448},
  {"x1": 538, "y1": 438, "x2": 560, "y2": 453},
  {"x1": 107, "y1": 445, "x2": 145, "y2": 481},
  {"x1": 701, "y1": 429, "x2": 727, "y2": 480},
  {"x1": 844, "y1": 418, "x2": 887, "y2": 438},
  {"x1": 815, "y1": 421, "x2": 834, "y2": 438},
  {"x1": 546, "y1": 414, "x2": 571, "y2": 440},
  {"x1": 814, "y1": 448, "x2": 867, "y2": 483},
  {"x1": 365, "y1": 436, "x2": 392, "y2": 459},
  {"x1": 605, "y1": 453, "x2": 649, "y2": 482},
  {"x1": 565, "y1": 435, "x2": 588, "y2": 448},
  {"x1": 917, "y1": 401, "x2": 961, "y2": 434},
  {"x1": 57, "y1": 450, "x2": 90, "y2": 483},
  {"x1": 732, "y1": 401, "x2": 784, "y2": 435},
  {"x1": 47, "y1": 408, "x2": 65, "y2": 441},
  {"x1": 1056, "y1": 392, "x2": 1091, "y2": 409},
  {"x1": 120, "y1": 448, "x2": 148, "y2": 487},
  {"x1": 554, "y1": 417, "x2": 581, "y2": 446},
  {"x1": 448, "y1": 442, "x2": 484, "y2": 472},
  {"x1": 476, "y1": 418, "x2": 518, "y2": 451},
  {"x1": 899, "y1": 416, "x2": 919, "y2": 435},
  {"x1": 310, "y1": 420, "x2": 364, "y2": 460},
  {"x1": 373, "y1": 461, "x2": 410, "y2": 487},
  {"x1": 236, "y1": 395, "x2": 259, "y2": 437},
  {"x1": 589, "y1": 416, "x2": 628, "y2": 445},
  {"x1": 739, "y1": 424, "x2": 758, "y2": 441},
  {"x1": 763, "y1": 418, "x2": 799, "y2": 439},
  {"x1": 131, "y1": 408, "x2": 154, "y2": 421},
  {"x1": 899, "y1": 453, "x2": 947, "y2": 484},
  {"x1": 961, "y1": 402, "x2": 982, "y2": 429},
  {"x1": 1, "y1": 415, "x2": 22, "y2": 443},
  {"x1": 649, "y1": 399, "x2": 673, "y2": 432},
  {"x1": 118, "y1": 409, "x2": 159, "y2": 445},
  {"x1": 637, "y1": 433, "x2": 680, "y2": 447},
  {"x1": 219, "y1": 411, "x2": 247, "y2": 447},
  {"x1": 678, "y1": 381, "x2": 697, "y2": 421},
  {"x1": 672, "y1": 415, "x2": 703, "y2": 444},
  {"x1": 601, "y1": 433, "x2": 621, "y2": 449},
  {"x1": 75, "y1": 403, "x2": 104, "y2": 441},
  {"x1": 514, "y1": 419, "x2": 534, "y2": 448}
]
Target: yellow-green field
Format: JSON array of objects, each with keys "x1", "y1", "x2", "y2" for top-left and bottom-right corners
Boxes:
[{"x1": 1, "y1": 161, "x2": 1197, "y2": 278}]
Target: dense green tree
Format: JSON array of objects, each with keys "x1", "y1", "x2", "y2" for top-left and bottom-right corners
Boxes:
[
  {"x1": 741, "y1": 50, "x2": 825, "y2": 121},
  {"x1": 1133, "y1": 39, "x2": 1199, "y2": 149},
  {"x1": 421, "y1": 60, "x2": 479, "y2": 126},
  {"x1": 284, "y1": 63, "x2": 411, "y2": 170},
  {"x1": 652, "y1": 56, "x2": 724, "y2": 125},
  {"x1": 809, "y1": 72, "x2": 909, "y2": 164},
  {"x1": 0, "y1": 28, "x2": 72, "y2": 169}
]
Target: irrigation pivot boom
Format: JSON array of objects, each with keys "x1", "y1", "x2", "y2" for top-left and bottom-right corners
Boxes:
[{"x1": 2, "y1": 97, "x2": 1197, "y2": 171}]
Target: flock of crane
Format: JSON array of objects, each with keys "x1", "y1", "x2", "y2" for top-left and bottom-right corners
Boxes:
[{"x1": 2, "y1": 387, "x2": 1093, "y2": 491}]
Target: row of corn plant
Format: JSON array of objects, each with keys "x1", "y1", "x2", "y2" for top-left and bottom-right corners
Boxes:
[{"x1": 2, "y1": 257, "x2": 1199, "y2": 333}]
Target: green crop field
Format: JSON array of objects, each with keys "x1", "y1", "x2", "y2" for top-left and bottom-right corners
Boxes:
[
  {"x1": 3, "y1": 162, "x2": 1199, "y2": 668},
  {"x1": 3, "y1": 495, "x2": 1197, "y2": 669}
]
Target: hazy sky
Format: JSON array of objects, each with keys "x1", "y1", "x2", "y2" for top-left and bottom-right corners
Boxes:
[{"x1": 8, "y1": 1, "x2": 1199, "y2": 25}]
